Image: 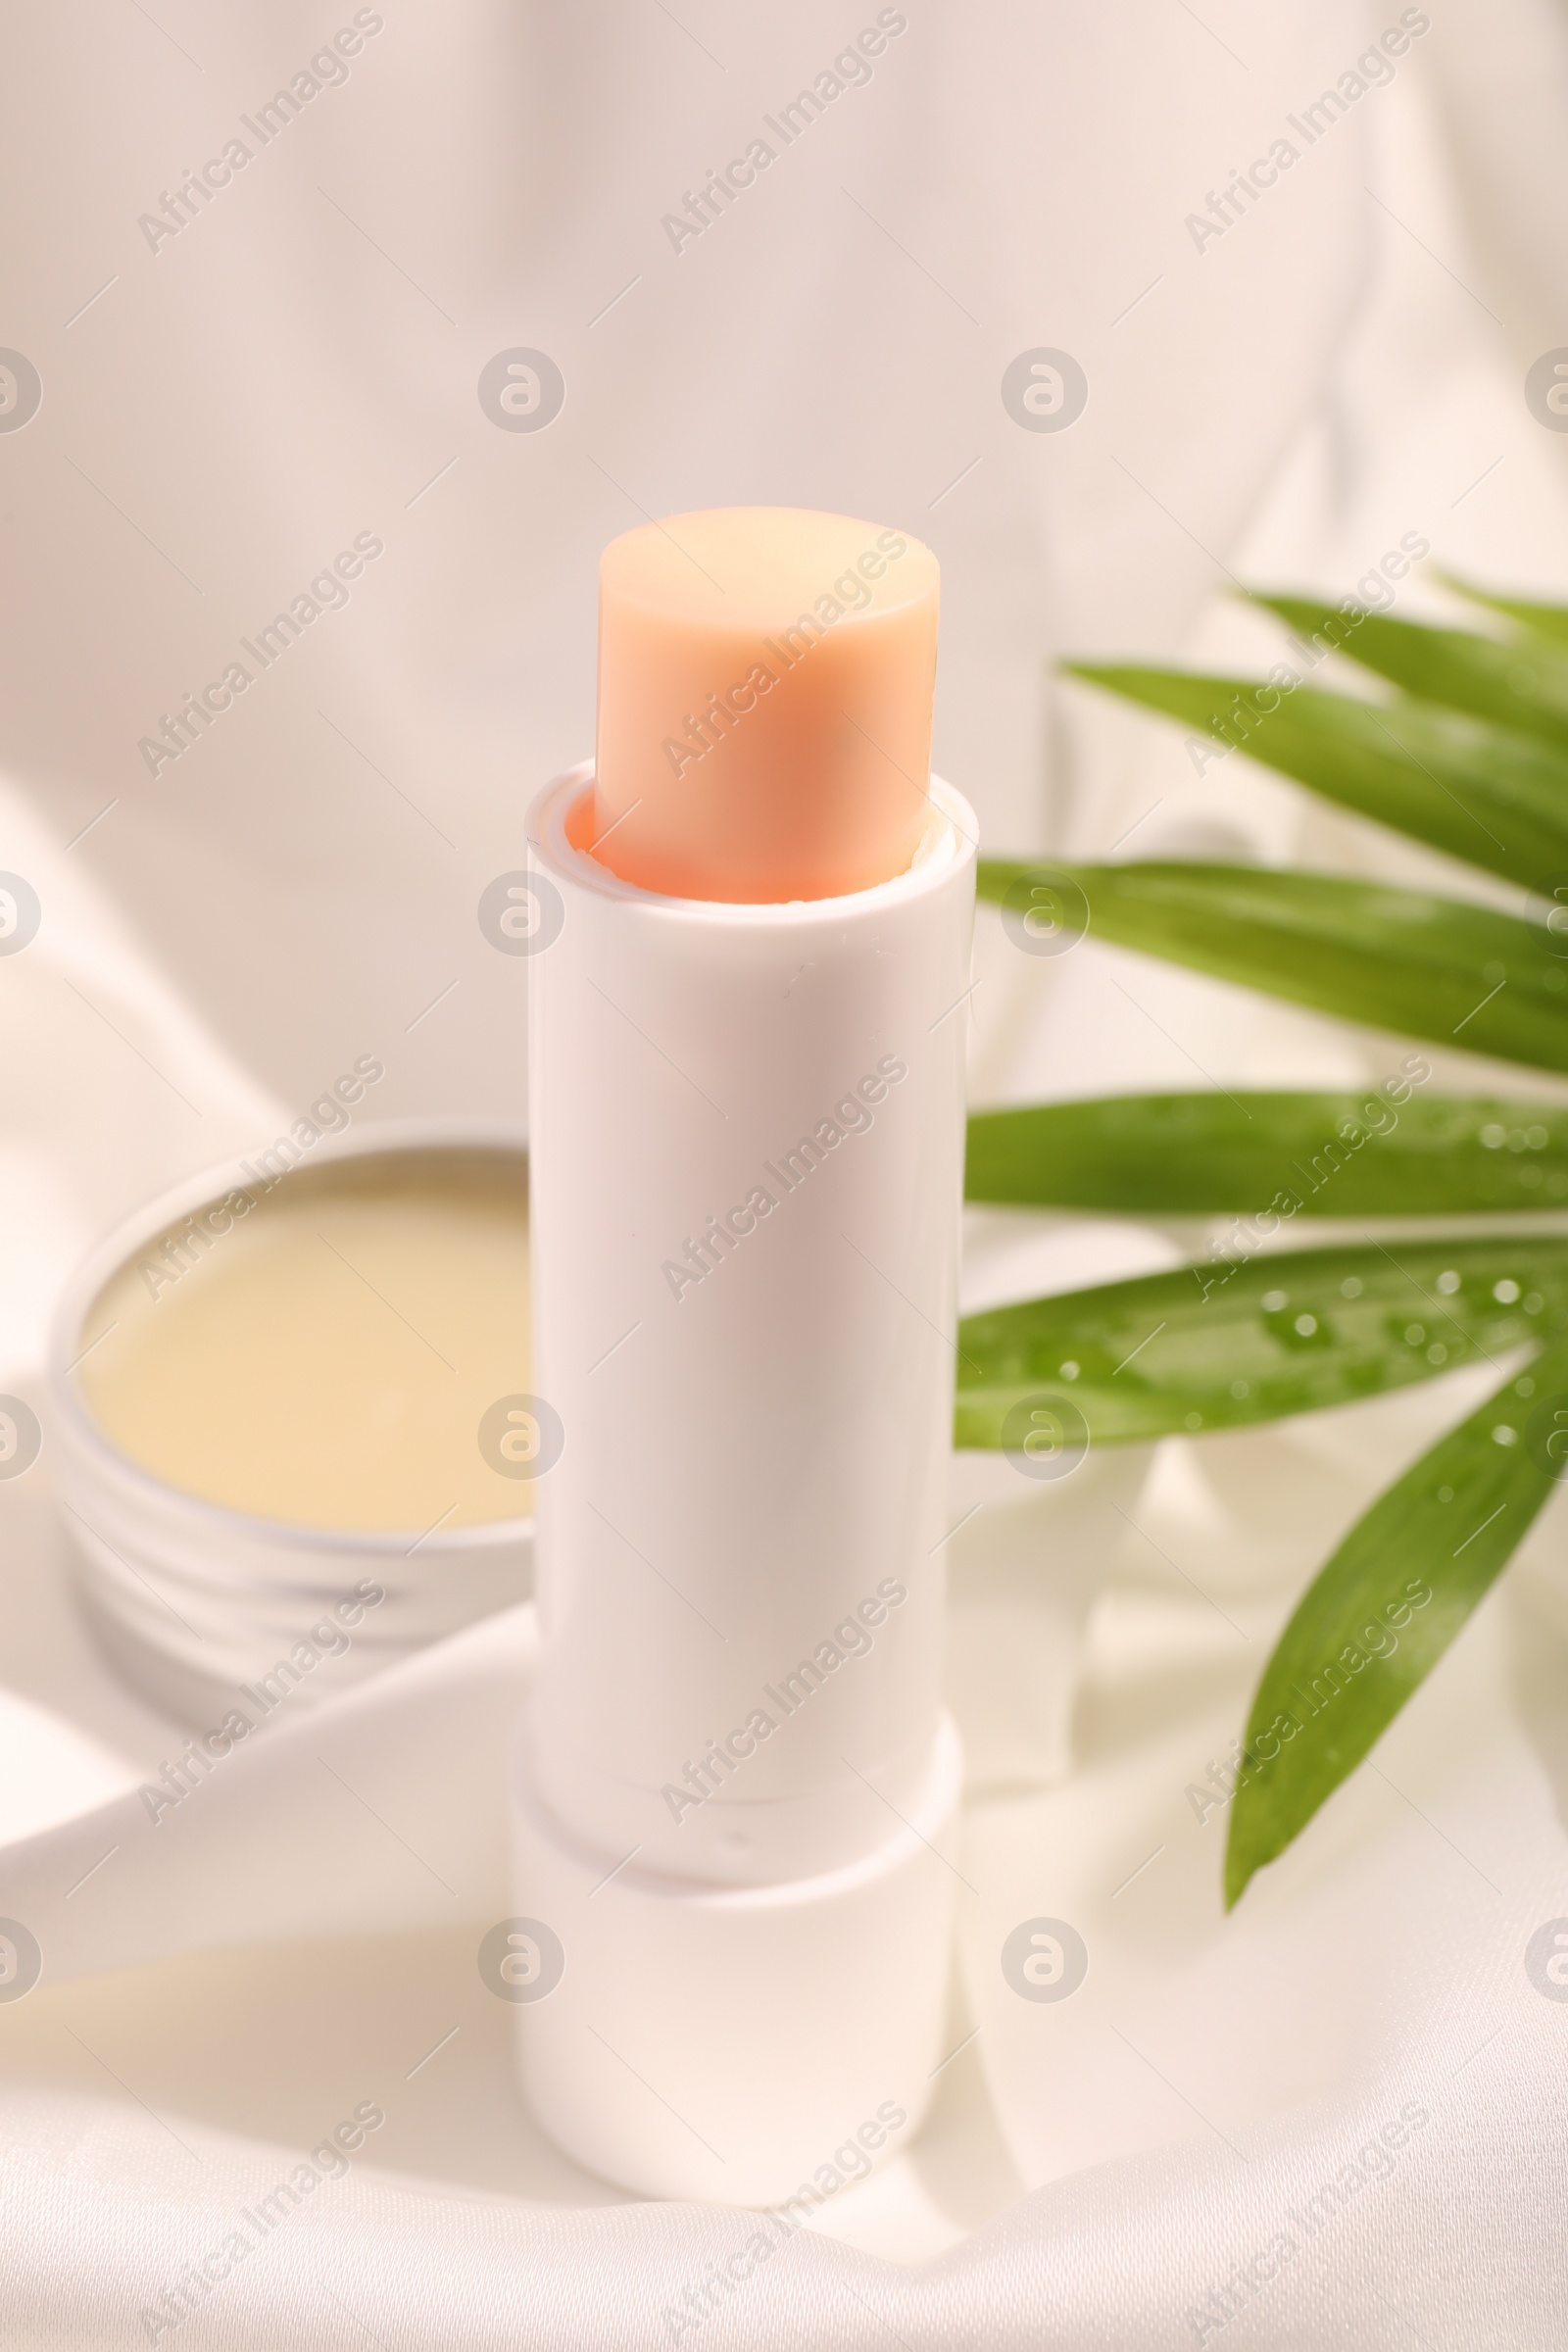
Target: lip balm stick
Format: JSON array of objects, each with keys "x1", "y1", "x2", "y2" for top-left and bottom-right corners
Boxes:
[{"x1": 514, "y1": 509, "x2": 976, "y2": 2205}]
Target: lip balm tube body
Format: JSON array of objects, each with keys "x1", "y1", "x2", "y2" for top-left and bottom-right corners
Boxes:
[{"x1": 526, "y1": 768, "x2": 972, "y2": 1880}]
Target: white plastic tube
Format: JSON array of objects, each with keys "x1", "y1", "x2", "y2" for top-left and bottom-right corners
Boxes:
[{"x1": 513, "y1": 762, "x2": 976, "y2": 2204}]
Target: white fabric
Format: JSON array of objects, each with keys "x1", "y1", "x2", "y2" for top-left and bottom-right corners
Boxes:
[{"x1": 4, "y1": 4, "x2": 1568, "y2": 2344}]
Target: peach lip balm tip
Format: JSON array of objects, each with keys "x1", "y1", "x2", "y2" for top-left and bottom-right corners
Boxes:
[{"x1": 593, "y1": 506, "x2": 939, "y2": 903}]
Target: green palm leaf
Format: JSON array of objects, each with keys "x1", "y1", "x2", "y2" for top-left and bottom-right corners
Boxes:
[
  {"x1": 1440, "y1": 572, "x2": 1568, "y2": 651},
  {"x1": 1252, "y1": 596, "x2": 1568, "y2": 753},
  {"x1": 976, "y1": 859, "x2": 1568, "y2": 1074},
  {"x1": 1224, "y1": 1336, "x2": 1568, "y2": 1905},
  {"x1": 965, "y1": 1093, "x2": 1568, "y2": 1214},
  {"x1": 979, "y1": 581, "x2": 1568, "y2": 1899},
  {"x1": 1065, "y1": 665, "x2": 1568, "y2": 892},
  {"x1": 955, "y1": 1237, "x2": 1568, "y2": 1448}
]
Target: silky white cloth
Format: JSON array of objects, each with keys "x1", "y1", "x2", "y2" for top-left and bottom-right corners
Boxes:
[{"x1": 4, "y1": 3, "x2": 1568, "y2": 2344}]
